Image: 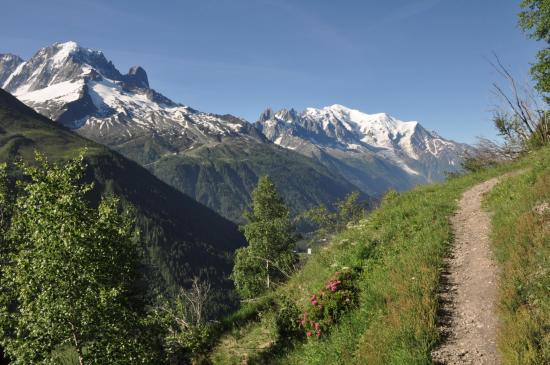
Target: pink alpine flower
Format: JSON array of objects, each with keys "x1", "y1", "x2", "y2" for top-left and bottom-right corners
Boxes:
[{"x1": 310, "y1": 294, "x2": 318, "y2": 306}]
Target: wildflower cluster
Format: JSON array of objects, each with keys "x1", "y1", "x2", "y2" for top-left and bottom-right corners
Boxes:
[{"x1": 298, "y1": 269, "x2": 358, "y2": 339}]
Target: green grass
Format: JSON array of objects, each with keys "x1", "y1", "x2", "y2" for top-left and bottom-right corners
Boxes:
[
  {"x1": 485, "y1": 150, "x2": 550, "y2": 365},
  {"x1": 208, "y1": 149, "x2": 533, "y2": 364}
]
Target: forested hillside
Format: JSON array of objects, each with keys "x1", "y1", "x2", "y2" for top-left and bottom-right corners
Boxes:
[{"x1": 0, "y1": 88, "x2": 245, "y2": 310}]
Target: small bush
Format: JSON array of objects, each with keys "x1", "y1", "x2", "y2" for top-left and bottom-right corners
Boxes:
[
  {"x1": 298, "y1": 269, "x2": 358, "y2": 338},
  {"x1": 275, "y1": 296, "x2": 302, "y2": 339}
]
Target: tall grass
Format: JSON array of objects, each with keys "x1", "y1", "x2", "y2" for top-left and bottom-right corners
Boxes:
[{"x1": 485, "y1": 151, "x2": 550, "y2": 365}]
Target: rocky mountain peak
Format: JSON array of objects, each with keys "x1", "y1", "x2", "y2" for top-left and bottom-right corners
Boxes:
[
  {"x1": 274, "y1": 108, "x2": 299, "y2": 123},
  {"x1": 1, "y1": 41, "x2": 123, "y2": 94},
  {"x1": 124, "y1": 66, "x2": 149, "y2": 88},
  {"x1": 0, "y1": 53, "x2": 24, "y2": 86},
  {"x1": 258, "y1": 107, "x2": 274, "y2": 122}
]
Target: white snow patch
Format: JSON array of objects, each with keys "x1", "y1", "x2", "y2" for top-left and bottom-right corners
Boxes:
[
  {"x1": 51, "y1": 41, "x2": 79, "y2": 66},
  {"x1": 17, "y1": 79, "x2": 83, "y2": 103}
]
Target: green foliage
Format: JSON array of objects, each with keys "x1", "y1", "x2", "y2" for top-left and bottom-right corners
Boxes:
[
  {"x1": 0, "y1": 162, "x2": 13, "y2": 249},
  {"x1": 300, "y1": 191, "x2": 367, "y2": 236},
  {"x1": 0, "y1": 153, "x2": 159, "y2": 364},
  {"x1": 335, "y1": 191, "x2": 366, "y2": 227},
  {"x1": 232, "y1": 176, "x2": 298, "y2": 299},
  {"x1": 231, "y1": 248, "x2": 270, "y2": 300},
  {"x1": 274, "y1": 296, "x2": 301, "y2": 339},
  {"x1": 520, "y1": 0, "x2": 550, "y2": 99}
]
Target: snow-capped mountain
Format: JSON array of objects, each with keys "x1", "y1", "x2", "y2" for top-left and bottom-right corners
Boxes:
[
  {"x1": 0, "y1": 41, "x2": 257, "y2": 148},
  {"x1": 0, "y1": 41, "x2": 470, "y2": 218},
  {"x1": 0, "y1": 42, "x2": 360, "y2": 222},
  {"x1": 256, "y1": 105, "x2": 470, "y2": 195}
]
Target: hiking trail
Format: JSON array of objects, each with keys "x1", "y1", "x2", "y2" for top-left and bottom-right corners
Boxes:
[{"x1": 432, "y1": 177, "x2": 503, "y2": 364}]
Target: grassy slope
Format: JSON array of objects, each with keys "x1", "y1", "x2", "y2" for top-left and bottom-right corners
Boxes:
[
  {"x1": 485, "y1": 151, "x2": 550, "y2": 364},
  {"x1": 208, "y1": 148, "x2": 539, "y2": 364}
]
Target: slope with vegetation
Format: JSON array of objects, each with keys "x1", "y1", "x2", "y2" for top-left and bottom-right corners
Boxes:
[
  {"x1": 485, "y1": 154, "x2": 550, "y2": 364},
  {"x1": 204, "y1": 144, "x2": 550, "y2": 365},
  {"x1": 0, "y1": 88, "x2": 246, "y2": 314}
]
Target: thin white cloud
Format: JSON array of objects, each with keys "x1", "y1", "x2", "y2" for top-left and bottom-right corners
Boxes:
[{"x1": 366, "y1": 0, "x2": 443, "y2": 30}]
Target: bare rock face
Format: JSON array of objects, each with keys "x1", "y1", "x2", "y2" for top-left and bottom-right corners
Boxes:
[{"x1": 124, "y1": 66, "x2": 149, "y2": 88}]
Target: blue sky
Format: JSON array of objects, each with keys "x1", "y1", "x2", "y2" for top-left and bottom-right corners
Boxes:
[{"x1": 0, "y1": 0, "x2": 541, "y2": 143}]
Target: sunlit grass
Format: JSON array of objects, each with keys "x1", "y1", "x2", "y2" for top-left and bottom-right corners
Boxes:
[
  {"x1": 209, "y1": 151, "x2": 529, "y2": 364},
  {"x1": 485, "y1": 150, "x2": 550, "y2": 365}
]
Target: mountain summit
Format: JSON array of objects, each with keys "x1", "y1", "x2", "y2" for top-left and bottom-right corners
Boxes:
[
  {"x1": 0, "y1": 41, "x2": 251, "y2": 146},
  {"x1": 0, "y1": 41, "x2": 360, "y2": 221}
]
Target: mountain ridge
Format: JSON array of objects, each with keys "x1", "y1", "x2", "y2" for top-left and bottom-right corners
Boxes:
[
  {"x1": 1, "y1": 41, "x2": 469, "y2": 220},
  {"x1": 256, "y1": 104, "x2": 470, "y2": 195},
  {"x1": 0, "y1": 41, "x2": 365, "y2": 222}
]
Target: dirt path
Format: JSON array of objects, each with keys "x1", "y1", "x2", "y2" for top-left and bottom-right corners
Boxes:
[{"x1": 432, "y1": 177, "x2": 502, "y2": 364}]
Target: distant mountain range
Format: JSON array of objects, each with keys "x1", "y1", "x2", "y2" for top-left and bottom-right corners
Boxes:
[
  {"x1": 0, "y1": 41, "x2": 470, "y2": 221},
  {"x1": 256, "y1": 105, "x2": 469, "y2": 195}
]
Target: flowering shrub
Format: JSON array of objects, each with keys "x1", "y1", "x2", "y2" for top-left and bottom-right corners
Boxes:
[{"x1": 298, "y1": 269, "x2": 358, "y2": 338}]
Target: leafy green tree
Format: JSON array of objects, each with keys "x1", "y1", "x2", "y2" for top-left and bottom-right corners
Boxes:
[
  {"x1": 335, "y1": 191, "x2": 366, "y2": 229},
  {"x1": 520, "y1": 0, "x2": 550, "y2": 100},
  {"x1": 231, "y1": 176, "x2": 297, "y2": 299},
  {"x1": 301, "y1": 191, "x2": 366, "y2": 237},
  {"x1": 0, "y1": 153, "x2": 158, "y2": 365}
]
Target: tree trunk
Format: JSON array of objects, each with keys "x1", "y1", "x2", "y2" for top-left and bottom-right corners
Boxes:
[
  {"x1": 266, "y1": 260, "x2": 270, "y2": 289},
  {"x1": 69, "y1": 322, "x2": 85, "y2": 365}
]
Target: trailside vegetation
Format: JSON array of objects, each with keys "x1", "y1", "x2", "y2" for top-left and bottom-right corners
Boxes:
[
  {"x1": 299, "y1": 191, "x2": 367, "y2": 238},
  {"x1": 520, "y1": 0, "x2": 550, "y2": 100},
  {"x1": 485, "y1": 154, "x2": 550, "y2": 364}
]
